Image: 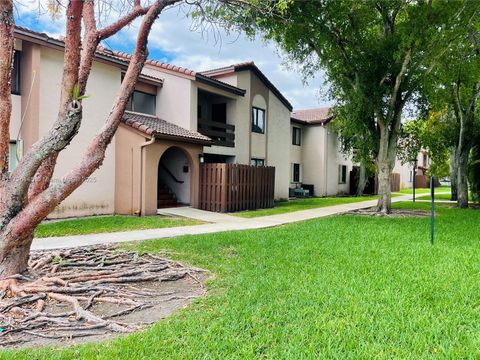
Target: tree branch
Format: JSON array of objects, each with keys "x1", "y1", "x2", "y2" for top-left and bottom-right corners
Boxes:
[
  {"x1": 0, "y1": 0, "x2": 84, "y2": 230},
  {"x1": 0, "y1": 1, "x2": 14, "y2": 185},
  {"x1": 2, "y1": 0, "x2": 180, "y2": 243}
]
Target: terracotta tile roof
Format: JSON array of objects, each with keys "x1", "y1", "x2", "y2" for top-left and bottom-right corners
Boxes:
[
  {"x1": 201, "y1": 61, "x2": 293, "y2": 111},
  {"x1": 13, "y1": 27, "x2": 195, "y2": 78},
  {"x1": 122, "y1": 111, "x2": 212, "y2": 144},
  {"x1": 14, "y1": 26, "x2": 249, "y2": 95},
  {"x1": 291, "y1": 107, "x2": 333, "y2": 125},
  {"x1": 96, "y1": 46, "x2": 196, "y2": 78}
]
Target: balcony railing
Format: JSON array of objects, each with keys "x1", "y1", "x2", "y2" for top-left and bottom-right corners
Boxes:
[{"x1": 198, "y1": 119, "x2": 235, "y2": 147}]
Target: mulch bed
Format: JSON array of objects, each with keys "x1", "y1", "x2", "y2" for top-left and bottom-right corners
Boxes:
[
  {"x1": 0, "y1": 245, "x2": 208, "y2": 348},
  {"x1": 345, "y1": 208, "x2": 430, "y2": 217}
]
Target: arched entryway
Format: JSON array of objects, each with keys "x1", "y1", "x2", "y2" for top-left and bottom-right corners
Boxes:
[{"x1": 157, "y1": 146, "x2": 192, "y2": 208}]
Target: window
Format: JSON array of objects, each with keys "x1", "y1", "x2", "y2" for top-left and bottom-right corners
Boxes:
[
  {"x1": 292, "y1": 163, "x2": 301, "y2": 183},
  {"x1": 251, "y1": 107, "x2": 265, "y2": 134},
  {"x1": 8, "y1": 141, "x2": 18, "y2": 172},
  {"x1": 338, "y1": 165, "x2": 347, "y2": 184},
  {"x1": 126, "y1": 90, "x2": 156, "y2": 115},
  {"x1": 409, "y1": 170, "x2": 416, "y2": 182},
  {"x1": 292, "y1": 126, "x2": 301, "y2": 146},
  {"x1": 250, "y1": 158, "x2": 265, "y2": 167},
  {"x1": 11, "y1": 51, "x2": 20, "y2": 95}
]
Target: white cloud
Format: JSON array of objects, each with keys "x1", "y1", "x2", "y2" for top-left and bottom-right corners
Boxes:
[
  {"x1": 15, "y1": 2, "x2": 332, "y2": 109},
  {"x1": 108, "y1": 5, "x2": 332, "y2": 109}
]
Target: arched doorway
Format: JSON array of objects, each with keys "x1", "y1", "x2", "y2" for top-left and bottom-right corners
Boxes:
[{"x1": 157, "y1": 147, "x2": 192, "y2": 208}]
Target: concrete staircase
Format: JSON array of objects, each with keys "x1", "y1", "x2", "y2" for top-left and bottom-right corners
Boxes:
[{"x1": 157, "y1": 183, "x2": 178, "y2": 208}]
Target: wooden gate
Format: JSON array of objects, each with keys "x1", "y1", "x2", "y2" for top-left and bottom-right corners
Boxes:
[{"x1": 199, "y1": 164, "x2": 275, "y2": 212}]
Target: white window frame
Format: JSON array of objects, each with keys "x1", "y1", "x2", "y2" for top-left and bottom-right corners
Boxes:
[{"x1": 338, "y1": 165, "x2": 347, "y2": 184}]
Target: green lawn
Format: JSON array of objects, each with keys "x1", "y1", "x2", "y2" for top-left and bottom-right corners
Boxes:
[
  {"x1": 396, "y1": 185, "x2": 450, "y2": 195},
  {"x1": 10, "y1": 202, "x2": 480, "y2": 358},
  {"x1": 416, "y1": 193, "x2": 473, "y2": 201},
  {"x1": 234, "y1": 195, "x2": 379, "y2": 218},
  {"x1": 35, "y1": 215, "x2": 201, "y2": 238},
  {"x1": 416, "y1": 193, "x2": 455, "y2": 201}
]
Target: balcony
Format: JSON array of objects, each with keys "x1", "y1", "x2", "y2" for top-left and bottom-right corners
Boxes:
[
  {"x1": 197, "y1": 89, "x2": 235, "y2": 147},
  {"x1": 198, "y1": 119, "x2": 235, "y2": 147}
]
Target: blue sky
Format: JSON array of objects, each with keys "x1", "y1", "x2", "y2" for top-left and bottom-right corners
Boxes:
[{"x1": 15, "y1": 3, "x2": 331, "y2": 110}]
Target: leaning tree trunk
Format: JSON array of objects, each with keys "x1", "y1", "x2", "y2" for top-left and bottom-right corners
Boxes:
[
  {"x1": 450, "y1": 148, "x2": 458, "y2": 201},
  {"x1": 0, "y1": 234, "x2": 32, "y2": 276},
  {"x1": 356, "y1": 163, "x2": 368, "y2": 196},
  {"x1": 457, "y1": 144, "x2": 471, "y2": 208},
  {"x1": 0, "y1": 0, "x2": 175, "y2": 278}
]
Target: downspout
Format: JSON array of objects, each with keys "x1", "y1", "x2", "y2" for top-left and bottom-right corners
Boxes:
[{"x1": 137, "y1": 136, "x2": 156, "y2": 216}]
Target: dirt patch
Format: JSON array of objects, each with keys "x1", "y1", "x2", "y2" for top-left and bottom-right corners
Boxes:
[
  {"x1": 345, "y1": 208, "x2": 430, "y2": 217},
  {"x1": 0, "y1": 245, "x2": 208, "y2": 349}
]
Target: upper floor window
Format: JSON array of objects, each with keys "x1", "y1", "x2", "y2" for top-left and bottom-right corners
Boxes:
[
  {"x1": 11, "y1": 51, "x2": 20, "y2": 95},
  {"x1": 251, "y1": 107, "x2": 265, "y2": 134},
  {"x1": 292, "y1": 126, "x2": 301, "y2": 146},
  {"x1": 127, "y1": 90, "x2": 156, "y2": 115},
  {"x1": 338, "y1": 165, "x2": 347, "y2": 184},
  {"x1": 250, "y1": 158, "x2": 265, "y2": 167},
  {"x1": 8, "y1": 141, "x2": 18, "y2": 172}
]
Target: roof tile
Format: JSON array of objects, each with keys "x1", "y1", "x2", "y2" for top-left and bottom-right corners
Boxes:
[
  {"x1": 122, "y1": 111, "x2": 211, "y2": 144},
  {"x1": 291, "y1": 107, "x2": 333, "y2": 125}
]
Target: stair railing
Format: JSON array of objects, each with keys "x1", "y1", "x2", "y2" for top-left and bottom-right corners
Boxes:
[{"x1": 160, "y1": 163, "x2": 184, "y2": 184}]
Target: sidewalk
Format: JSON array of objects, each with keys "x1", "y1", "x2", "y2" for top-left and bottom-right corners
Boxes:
[{"x1": 31, "y1": 194, "x2": 418, "y2": 251}]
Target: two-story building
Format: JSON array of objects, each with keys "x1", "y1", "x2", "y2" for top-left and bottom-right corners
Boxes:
[
  {"x1": 289, "y1": 108, "x2": 353, "y2": 197},
  {"x1": 8, "y1": 27, "x2": 292, "y2": 218}
]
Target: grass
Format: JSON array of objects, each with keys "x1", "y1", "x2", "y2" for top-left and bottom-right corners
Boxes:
[
  {"x1": 9, "y1": 201, "x2": 480, "y2": 358},
  {"x1": 234, "y1": 195, "x2": 379, "y2": 218},
  {"x1": 416, "y1": 193, "x2": 455, "y2": 201},
  {"x1": 397, "y1": 185, "x2": 450, "y2": 195},
  {"x1": 35, "y1": 215, "x2": 201, "y2": 238},
  {"x1": 416, "y1": 193, "x2": 473, "y2": 201}
]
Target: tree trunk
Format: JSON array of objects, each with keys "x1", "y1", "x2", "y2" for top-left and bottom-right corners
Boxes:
[
  {"x1": 450, "y1": 148, "x2": 458, "y2": 201},
  {"x1": 356, "y1": 164, "x2": 368, "y2": 196},
  {"x1": 457, "y1": 145, "x2": 471, "y2": 208},
  {"x1": 376, "y1": 159, "x2": 392, "y2": 213},
  {"x1": 0, "y1": 234, "x2": 32, "y2": 276}
]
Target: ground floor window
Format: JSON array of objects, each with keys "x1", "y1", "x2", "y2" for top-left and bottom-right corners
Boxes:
[
  {"x1": 250, "y1": 158, "x2": 265, "y2": 167},
  {"x1": 338, "y1": 165, "x2": 347, "y2": 184},
  {"x1": 292, "y1": 163, "x2": 301, "y2": 183},
  {"x1": 409, "y1": 170, "x2": 415, "y2": 182}
]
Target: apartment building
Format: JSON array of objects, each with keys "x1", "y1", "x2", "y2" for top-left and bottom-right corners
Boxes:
[
  {"x1": 8, "y1": 27, "x2": 293, "y2": 218},
  {"x1": 290, "y1": 108, "x2": 353, "y2": 196}
]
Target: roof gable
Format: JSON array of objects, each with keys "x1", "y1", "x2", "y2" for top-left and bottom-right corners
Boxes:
[{"x1": 201, "y1": 62, "x2": 293, "y2": 111}]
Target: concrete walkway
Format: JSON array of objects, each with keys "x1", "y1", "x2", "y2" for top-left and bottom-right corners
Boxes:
[{"x1": 32, "y1": 193, "x2": 421, "y2": 251}]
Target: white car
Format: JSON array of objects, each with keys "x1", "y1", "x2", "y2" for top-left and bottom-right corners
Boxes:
[{"x1": 439, "y1": 178, "x2": 451, "y2": 186}]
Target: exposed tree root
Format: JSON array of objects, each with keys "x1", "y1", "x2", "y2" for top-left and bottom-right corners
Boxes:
[{"x1": 0, "y1": 245, "x2": 207, "y2": 347}]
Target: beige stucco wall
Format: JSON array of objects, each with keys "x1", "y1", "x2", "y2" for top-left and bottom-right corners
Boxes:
[
  {"x1": 142, "y1": 67, "x2": 195, "y2": 131},
  {"x1": 38, "y1": 47, "x2": 120, "y2": 218},
  {"x1": 266, "y1": 90, "x2": 290, "y2": 199},
  {"x1": 114, "y1": 125, "x2": 145, "y2": 215},
  {"x1": 290, "y1": 124, "x2": 303, "y2": 169},
  {"x1": 250, "y1": 93, "x2": 267, "y2": 160},
  {"x1": 142, "y1": 141, "x2": 202, "y2": 215},
  {"x1": 202, "y1": 69, "x2": 291, "y2": 199},
  {"x1": 301, "y1": 124, "x2": 353, "y2": 196}
]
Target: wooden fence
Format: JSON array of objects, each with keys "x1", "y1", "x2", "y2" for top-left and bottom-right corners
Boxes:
[
  {"x1": 199, "y1": 163, "x2": 275, "y2": 212},
  {"x1": 390, "y1": 173, "x2": 400, "y2": 192}
]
